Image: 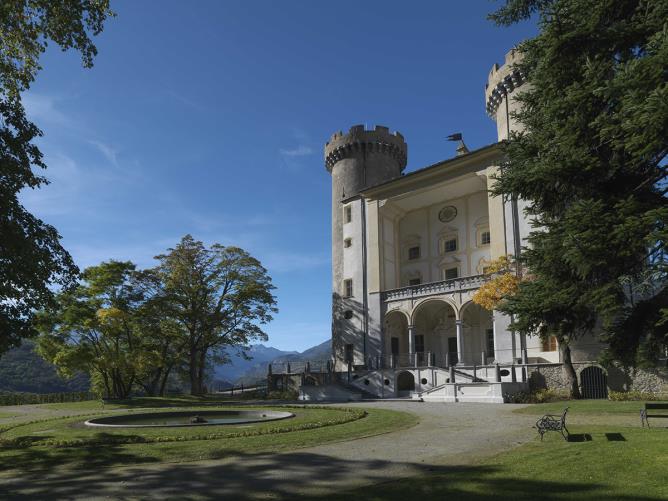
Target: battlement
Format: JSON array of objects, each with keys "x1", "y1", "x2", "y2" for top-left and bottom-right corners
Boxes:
[
  {"x1": 324, "y1": 124, "x2": 407, "y2": 172},
  {"x1": 484, "y1": 49, "x2": 526, "y2": 118}
]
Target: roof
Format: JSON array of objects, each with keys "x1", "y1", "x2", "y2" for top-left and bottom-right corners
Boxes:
[{"x1": 352, "y1": 142, "x2": 503, "y2": 202}]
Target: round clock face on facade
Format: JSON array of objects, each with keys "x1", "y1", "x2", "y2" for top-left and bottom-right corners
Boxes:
[{"x1": 438, "y1": 205, "x2": 457, "y2": 222}]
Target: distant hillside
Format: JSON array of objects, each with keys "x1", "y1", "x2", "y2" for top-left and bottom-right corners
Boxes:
[
  {"x1": 0, "y1": 341, "x2": 89, "y2": 393},
  {"x1": 0, "y1": 338, "x2": 330, "y2": 393},
  {"x1": 215, "y1": 340, "x2": 331, "y2": 385}
]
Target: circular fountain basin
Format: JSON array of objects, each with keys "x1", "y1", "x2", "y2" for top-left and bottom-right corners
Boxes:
[{"x1": 84, "y1": 409, "x2": 294, "y2": 428}]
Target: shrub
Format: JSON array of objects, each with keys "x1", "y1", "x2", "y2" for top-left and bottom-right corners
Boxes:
[
  {"x1": 265, "y1": 390, "x2": 299, "y2": 400},
  {"x1": 608, "y1": 390, "x2": 662, "y2": 401},
  {"x1": 505, "y1": 388, "x2": 570, "y2": 404},
  {"x1": 0, "y1": 391, "x2": 96, "y2": 406}
]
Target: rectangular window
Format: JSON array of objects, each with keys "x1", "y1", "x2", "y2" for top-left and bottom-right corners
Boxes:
[
  {"x1": 344, "y1": 344, "x2": 354, "y2": 364},
  {"x1": 344, "y1": 205, "x2": 352, "y2": 224},
  {"x1": 344, "y1": 238, "x2": 352, "y2": 248},
  {"x1": 343, "y1": 279, "x2": 353, "y2": 298},
  {"x1": 444, "y1": 267, "x2": 458, "y2": 280},
  {"x1": 391, "y1": 337, "x2": 399, "y2": 356},
  {"x1": 481, "y1": 231, "x2": 491, "y2": 245},
  {"x1": 415, "y1": 335, "x2": 425, "y2": 353},
  {"x1": 486, "y1": 329, "x2": 495, "y2": 358},
  {"x1": 542, "y1": 336, "x2": 558, "y2": 352},
  {"x1": 444, "y1": 238, "x2": 457, "y2": 253},
  {"x1": 409, "y1": 278, "x2": 421, "y2": 286},
  {"x1": 408, "y1": 246, "x2": 420, "y2": 260}
]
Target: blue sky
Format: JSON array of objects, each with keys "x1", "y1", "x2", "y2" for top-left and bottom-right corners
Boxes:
[{"x1": 20, "y1": 1, "x2": 536, "y2": 351}]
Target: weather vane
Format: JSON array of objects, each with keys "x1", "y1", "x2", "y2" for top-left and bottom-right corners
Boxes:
[{"x1": 446, "y1": 132, "x2": 469, "y2": 156}]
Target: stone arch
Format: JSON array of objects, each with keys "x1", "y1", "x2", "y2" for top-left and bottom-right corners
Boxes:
[
  {"x1": 303, "y1": 375, "x2": 319, "y2": 386},
  {"x1": 385, "y1": 307, "x2": 410, "y2": 324},
  {"x1": 411, "y1": 297, "x2": 459, "y2": 324},
  {"x1": 384, "y1": 309, "x2": 409, "y2": 360},
  {"x1": 411, "y1": 298, "x2": 458, "y2": 366},
  {"x1": 460, "y1": 301, "x2": 494, "y2": 365},
  {"x1": 396, "y1": 371, "x2": 415, "y2": 395},
  {"x1": 580, "y1": 366, "x2": 608, "y2": 399},
  {"x1": 459, "y1": 300, "x2": 490, "y2": 316}
]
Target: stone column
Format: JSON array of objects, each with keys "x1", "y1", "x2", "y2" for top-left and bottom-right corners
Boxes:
[
  {"x1": 455, "y1": 320, "x2": 464, "y2": 365},
  {"x1": 408, "y1": 324, "x2": 416, "y2": 357}
]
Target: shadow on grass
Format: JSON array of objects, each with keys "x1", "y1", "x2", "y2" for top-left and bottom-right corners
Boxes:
[
  {"x1": 567, "y1": 433, "x2": 593, "y2": 442},
  {"x1": 605, "y1": 432, "x2": 626, "y2": 441},
  {"x1": 0, "y1": 439, "x2": 158, "y2": 475},
  {"x1": 0, "y1": 448, "x2": 663, "y2": 501}
]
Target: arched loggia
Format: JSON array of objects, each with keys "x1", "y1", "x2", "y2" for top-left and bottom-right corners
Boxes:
[
  {"x1": 411, "y1": 299, "x2": 458, "y2": 366},
  {"x1": 460, "y1": 301, "x2": 494, "y2": 365}
]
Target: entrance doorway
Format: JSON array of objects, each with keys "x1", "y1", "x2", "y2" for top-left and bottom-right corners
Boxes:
[
  {"x1": 448, "y1": 336, "x2": 458, "y2": 365},
  {"x1": 391, "y1": 337, "x2": 399, "y2": 356},
  {"x1": 581, "y1": 366, "x2": 608, "y2": 399},
  {"x1": 397, "y1": 371, "x2": 415, "y2": 396}
]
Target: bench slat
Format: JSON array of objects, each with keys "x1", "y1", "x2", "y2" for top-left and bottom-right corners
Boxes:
[{"x1": 645, "y1": 403, "x2": 668, "y2": 410}]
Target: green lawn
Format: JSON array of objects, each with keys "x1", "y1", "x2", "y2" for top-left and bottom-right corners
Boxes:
[
  {"x1": 324, "y1": 400, "x2": 668, "y2": 501},
  {"x1": 0, "y1": 398, "x2": 417, "y2": 472}
]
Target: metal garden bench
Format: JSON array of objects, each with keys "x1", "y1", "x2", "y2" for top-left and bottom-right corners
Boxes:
[
  {"x1": 535, "y1": 407, "x2": 569, "y2": 441},
  {"x1": 640, "y1": 402, "x2": 668, "y2": 428}
]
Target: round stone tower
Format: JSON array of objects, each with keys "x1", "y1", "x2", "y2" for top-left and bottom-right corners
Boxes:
[
  {"x1": 324, "y1": 125, "x2": 407, "y2": 369},
  {"x1": 485, "y1": 48, "x2": 527, "y2": 141}
]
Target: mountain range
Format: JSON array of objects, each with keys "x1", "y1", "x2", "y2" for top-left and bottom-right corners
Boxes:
[
  {"x1": 0, "y1": 339, "x2": 331, "y2": 394},
  {"x1": 213, "y1": 340, "x2": 331, "y2": 386}
]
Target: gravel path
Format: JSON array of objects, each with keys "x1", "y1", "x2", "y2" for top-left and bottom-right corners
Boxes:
[{"x1": 0, "y1": 401, "x2": 536, "y2": 500}]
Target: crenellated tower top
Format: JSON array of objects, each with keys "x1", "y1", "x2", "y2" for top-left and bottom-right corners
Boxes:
[
  {"x1": 485, "y1": 49, "x2": 526, "y2": 118},
  {"x1": 324, "y1": 124, "x2": 407, "y2": 173}
]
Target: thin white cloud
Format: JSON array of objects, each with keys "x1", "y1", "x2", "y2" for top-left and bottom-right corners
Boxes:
[
  {"x1": 88, "y1": 139, "x2": 118, "y2": 167},
  {"x1": 22, "y1": 92, "x2": 72, "y2": 126},
  {"x1": 162, "y1": 89, "x2": 207, "y2": 112},
  {"x1": 280, "y1": 145, "x2": 314, "y2": 157},
  {"x1": 19, "y1": 152, "x2": 82, "y2": 217},
  {"x1": 88, "y1": 139, "x2": 119, "y2": 167}
]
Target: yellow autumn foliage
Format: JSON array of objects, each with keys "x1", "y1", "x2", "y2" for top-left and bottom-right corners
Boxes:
[
  {"x1": 472, "y1": 256, "x2": 521, "y2": 311},
  {"x1": 96, "y1": 307, "x2": 126, "y2": 324}
]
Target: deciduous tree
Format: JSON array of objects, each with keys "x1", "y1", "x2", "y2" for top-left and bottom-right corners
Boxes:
[
  {"x1": 155, "y1": 235, "x2": 277, "y2": 395},
  {"x1": 35, "y1": 261, "x2": 142, "y2": 399},
  {"x1": 0, "y1": 1, "x2": 113, "y2": 355}
]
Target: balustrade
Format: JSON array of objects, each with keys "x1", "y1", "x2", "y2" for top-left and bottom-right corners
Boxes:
[{"x1": 381, "y1": 274, "x2": 487, "y2": 303}]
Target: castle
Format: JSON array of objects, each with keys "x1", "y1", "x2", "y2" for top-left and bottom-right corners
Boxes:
[{"x1": 319, "y1": 50, "x2": 605, "y2": 402}]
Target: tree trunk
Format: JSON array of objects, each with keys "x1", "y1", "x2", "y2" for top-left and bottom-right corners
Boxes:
[
  {"x1": 560, "y1": 342, "x2": 581, "y2": 399},
  {"x1": 141, "y1": 369, "x2": 162, "y2": 396},
  {"x1": 197, "y1": 349, "x2": 207, "y2": 394},
  {"x1": 159, "y1": 365, "x2": 172, "y2": 397},
  {"x1": 189, "y1": 348, "x2": 201, "y2": 395}
]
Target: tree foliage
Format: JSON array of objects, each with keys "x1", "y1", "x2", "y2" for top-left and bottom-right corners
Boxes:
[
  {"x1": 472, "y1": 256, "x2": 522, "y2": 311},
  {"x1": 490, "y1": 0, "x2": 668, "y2": 367},
  {"x1": 35, "y1": 261, "x2": 144, "y2": 399},
  {"x1": 154, "y1": 235, "x2": 278, "y2": 395},
  {"x1": 35, "y1": 237, "x2": 278, "y2": 398},
  {"x1": 0, "y1": 1, "x2": 113, "y2": 355}
]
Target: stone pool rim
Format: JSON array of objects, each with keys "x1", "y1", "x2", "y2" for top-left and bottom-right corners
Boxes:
[{"x1": 84, "y1": 409, "x2": 295, "y2": 428}]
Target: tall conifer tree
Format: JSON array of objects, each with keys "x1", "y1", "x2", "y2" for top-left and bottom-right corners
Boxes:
[{"x1": 490, "y1": 0, "x2": 668, "y2": 388}]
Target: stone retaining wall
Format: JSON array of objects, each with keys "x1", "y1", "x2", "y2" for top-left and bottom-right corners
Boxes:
[{"x1": 528, "y1": 362, "x2": 668, "y2": 395}]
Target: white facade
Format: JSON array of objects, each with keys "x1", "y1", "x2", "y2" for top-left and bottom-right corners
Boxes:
[{"x1": 325, "y1": 50, "x2": 563, "y2": 392}]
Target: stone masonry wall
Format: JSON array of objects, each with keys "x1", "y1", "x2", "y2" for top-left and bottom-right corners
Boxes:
[{"x1": 528, "y1": 362, "x2": 668, "y2": 395}]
